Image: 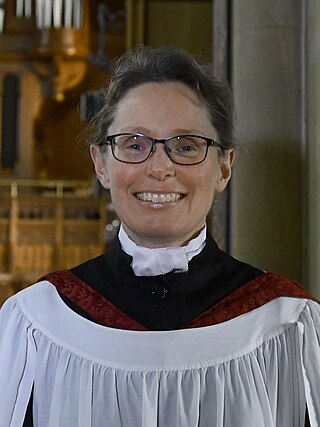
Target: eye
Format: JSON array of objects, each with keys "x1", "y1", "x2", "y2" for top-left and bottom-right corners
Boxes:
[
  {"x1": 170, "y1": 136, "x2": 203, "y2": 156},
  {"x1": 126, "y1": 142, "x2": 145, "y2": 151},
  {"x1": 178, "y1": 144, "x2": 197, "y2": 152},
  {"x1": 119, "y1": 135, "x2": 150, "y2": 152}
]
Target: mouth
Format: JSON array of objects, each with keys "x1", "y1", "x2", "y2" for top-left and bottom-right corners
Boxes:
[{"x1": 135, "y1": 192, "x2": 184, "y2": 203}]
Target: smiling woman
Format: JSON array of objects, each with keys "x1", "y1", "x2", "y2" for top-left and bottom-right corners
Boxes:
[
  {"x1": 0, "y1": 45, "x2": 319, "y2": 427},
  {"x1": 90, "y1": 80, "x2": 233, "y2": 247}
]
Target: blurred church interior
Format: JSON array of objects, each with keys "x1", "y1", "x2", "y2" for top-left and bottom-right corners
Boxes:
[{"x1": 0, "y1": 0, "x2": 319, "y2": 303}]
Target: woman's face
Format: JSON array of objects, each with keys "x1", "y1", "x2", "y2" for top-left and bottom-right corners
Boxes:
[{"x1": 91, "y1": 82, "x2": 234, "y2": 248}]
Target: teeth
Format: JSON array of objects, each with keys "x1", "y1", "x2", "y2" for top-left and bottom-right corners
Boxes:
[{"x1": 136, "y1": 192, "x2": 182, "y2": 202}]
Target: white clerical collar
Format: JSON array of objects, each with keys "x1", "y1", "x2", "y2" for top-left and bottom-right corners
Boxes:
[{"x1": 118, "y1": 224, "x2": 207, "y2": 276}]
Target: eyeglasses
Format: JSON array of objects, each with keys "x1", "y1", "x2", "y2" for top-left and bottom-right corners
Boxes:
[{"x1": 99, "y1": 133, "x2": 225, "y2": 165}]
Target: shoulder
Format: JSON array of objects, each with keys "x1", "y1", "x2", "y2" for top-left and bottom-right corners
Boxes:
[
  {"x1": 228, "y1": 271, "x2": 319, "y2": 318},
  {"x1": 185, "y1": 271, "x2": 318, "y2": 328},
  {"x1": 244, "y1": 271, "x2": 317, "y2": 299},
  {"x1": 0, "y1": 282, "x2": 56, "y2": 353},
  {"x1": 0, "y1": 280, "x2": 59, "y2": 326}
]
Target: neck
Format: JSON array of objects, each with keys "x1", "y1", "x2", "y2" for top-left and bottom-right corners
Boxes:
[{"x1": 121, "y1": 225, "x2": 206, "y2": 249}]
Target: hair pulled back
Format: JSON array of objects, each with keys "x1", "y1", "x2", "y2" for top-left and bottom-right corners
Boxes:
[{"x1": 90, "y1": 45, "x2": 235, "y2": 150}]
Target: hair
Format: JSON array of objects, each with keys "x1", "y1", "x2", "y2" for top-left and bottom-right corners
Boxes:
[{"x1": 89, "y1": 45, "x2": 235, "y2": 150}]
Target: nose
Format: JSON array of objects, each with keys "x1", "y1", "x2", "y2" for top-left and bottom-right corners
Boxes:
[{"x1": 145, "y1": 143, "x2": 176, "y2": 180}]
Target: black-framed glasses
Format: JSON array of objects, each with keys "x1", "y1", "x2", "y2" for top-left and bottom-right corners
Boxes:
[{"x1": 99, "y1": 133, "x2": 225, "y2": 165}]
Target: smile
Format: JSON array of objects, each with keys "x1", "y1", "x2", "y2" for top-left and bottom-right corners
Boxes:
[{"x1": 135, "y1": 192, "x2": 183, "y2": 203}]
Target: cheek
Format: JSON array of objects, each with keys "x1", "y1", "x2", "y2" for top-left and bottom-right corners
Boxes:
[
  {"x1": 105, "y1": 156, "x2": 123, "y2": 187},
  {"x1": 189, "y1": 164, "x2": 218, "y2": 196},
  {"x1": 108, "y1": 171, "x2": 126, "y2": 197},
  {"x1": 184, "y1": 174, "x2": 215, "y2": 217},
  {"x1": 107, "y1": 164, "x2": 136, "y2": 197},
  {"x1": 196, "y1": 170, "x2": 219, "y2": 212}
]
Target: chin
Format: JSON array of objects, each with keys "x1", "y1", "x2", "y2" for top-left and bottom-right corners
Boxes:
[{"x1": 134, "y1": 227, "x2": 190, "y2": 247}]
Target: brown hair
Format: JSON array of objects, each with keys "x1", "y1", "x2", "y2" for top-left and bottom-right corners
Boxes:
[{"x1": 90, "y1": 45, "x2": 235, "y2": 150}]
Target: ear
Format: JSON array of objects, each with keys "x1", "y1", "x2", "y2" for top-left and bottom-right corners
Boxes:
[
  {"x1": 90, "y1": 145, "x2": 111, "y2": 189},
  {"x1": 215, "y1": 149, "x2": 235, "y2": 193}
]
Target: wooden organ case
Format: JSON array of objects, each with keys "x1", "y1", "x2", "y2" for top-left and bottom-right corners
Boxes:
[{"x1": 0, "y1": 0, "x2": 126, "y2": 303}]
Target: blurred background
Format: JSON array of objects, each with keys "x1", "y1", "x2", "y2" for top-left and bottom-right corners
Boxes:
[{"x1": 0, "y1": 0, "x2": 319, "y2": 304}]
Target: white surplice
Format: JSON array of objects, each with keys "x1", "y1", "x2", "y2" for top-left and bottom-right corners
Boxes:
[{"x1": 0, "y1": 281, "x2": 319, "y2": 426}]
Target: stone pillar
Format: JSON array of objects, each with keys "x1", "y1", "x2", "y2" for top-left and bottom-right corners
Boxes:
[
  {"x1": 230, "y1": 1, "x2": 304, "y2": 282},
  {"x1": 211, "y1": 0, "x2": 230, "y2": 251},
  {"x1": 306, "y1": 0, "x2": 320, "y2": 296}
]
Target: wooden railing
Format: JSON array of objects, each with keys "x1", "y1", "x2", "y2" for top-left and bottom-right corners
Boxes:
[{"x1": 0, "y1": 179, "x2": 107, "y2": 304}]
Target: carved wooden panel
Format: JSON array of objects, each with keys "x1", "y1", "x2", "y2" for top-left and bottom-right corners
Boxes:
[{"x1": 0, "y1": 188, "x2": 107, "y2": 304}]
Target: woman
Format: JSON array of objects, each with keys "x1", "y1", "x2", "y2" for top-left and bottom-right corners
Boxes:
[{"x1": 0, "y1": 46, "x2": 319, "y2": 426}]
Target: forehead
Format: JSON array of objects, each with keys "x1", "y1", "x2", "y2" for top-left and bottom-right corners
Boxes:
[{"x1": 109, "y1": 82, "x2": 214, "y2": 136}]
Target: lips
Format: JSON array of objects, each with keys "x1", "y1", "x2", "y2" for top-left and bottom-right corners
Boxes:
[{"x1": 135, "y1": 192, "x2": 184, "y2": 203}]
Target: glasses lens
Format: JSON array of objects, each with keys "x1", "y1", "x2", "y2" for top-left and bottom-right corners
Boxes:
[
  {"x1": 112, "y1": 134, "x2": 152, "y2": 163},
  {"x1": 167, "y1": 136, "x2": 208, "y2": 164}
]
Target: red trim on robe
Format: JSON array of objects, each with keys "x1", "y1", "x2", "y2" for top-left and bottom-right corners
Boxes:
[
  {"x1": 185, "y1": 272, "x2": 318, "y2": 328},
  {"x1": 40, "y1": 270, "x2": 147, "y2": 331},
  {"x1": 40, "y1": 270, "x2": 318, "y2": 331}
]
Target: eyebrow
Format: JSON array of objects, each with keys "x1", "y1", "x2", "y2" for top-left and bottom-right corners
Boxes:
[{"x1": 119, "y1": 126, "x2": 206, "y2": 136}]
